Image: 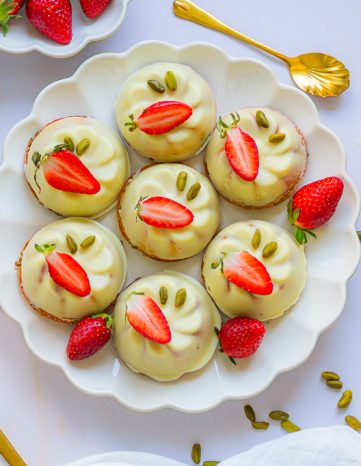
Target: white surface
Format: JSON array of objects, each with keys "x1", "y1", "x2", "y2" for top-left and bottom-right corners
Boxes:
[
  {"x1": 65, "y1": 427, "x2": 361, "y2": 466},
  {"x1": 0, "y1": 0, "x2": 130, "y2": 58},
  {"x1": 3, "y1": 43, "x2": 358, "y2": 412},
  {"x1": 0, "y1": 0, "x2": 360, "y2": 464}
]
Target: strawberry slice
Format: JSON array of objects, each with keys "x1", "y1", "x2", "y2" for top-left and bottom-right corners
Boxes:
[
  {"x1": 45, "y1": 250, "x2": 91, "y2": 297},
  {"x1": 126, "y1": 293, "x2": 171, "y2": 344},
  {"x1": 136, "y1": 196, "x2": 194, "y2": 229},
  {"x1": 225, "y1": 127, "x2": 259, "y2": 181},
  {"x1": 222, "y1": 251, "x2": 273, "y2": 295},
  {"x1": 126, "y1": 101, "x2": 193, "y2": 135},
  {"x1": 42, "y1": 150, "x2": 100, "y2": 194}
]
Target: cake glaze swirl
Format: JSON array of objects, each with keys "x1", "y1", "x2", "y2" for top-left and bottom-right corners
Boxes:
[
  {"x1": 19, "y1": 218, "x2": 127, "y2": 322},
  {"x1": 115, "y1": 62, "x2": 217, "y2": 162},
  {"x1": 25, "y1": 117, "x2": 130, "y2": 217},
  {"x1": 205, "y1": 108, "x2": 308, "y2": 208},
  {"x1": 113, "y1": 271, "x2": 221, "y2": 381},
  {"x1": 202, "y1": 220, "x2": 307, "y2": 321},
  {"x1": 118, "y1": 163, "x2": 221, "y2": 261}
]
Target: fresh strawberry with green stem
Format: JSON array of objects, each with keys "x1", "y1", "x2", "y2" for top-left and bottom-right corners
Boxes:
[
  {"x1": 35, "y1": 244, "x2": 91, "y2": 297},
  {"x1": 67, "y1": 313, "x2": 113, "y2": 360},
  {"x1": 26, "y1": 0, "x2": 72, "y2": 45},
  {"x1": 0, "y1": 0, "x2": 24, "y2": 35},
  {"x1": 126, "y1": 293, "x2": 171, "y2": 344},
  {"x1": 80, "y1": 0, "x2": 111, "y2": 18},
  {"x1": 217, "y1": 112, "x2": 259, "y2": 182},
  {"x1": 213, "y1": 250, "x2": 273, "y2": 295},
  {"x1": 125, "y1": 101, "x2": 193, "y2": 135},
  {"x1": 32, "y1": 149, "x2": 100, "y2": 194},
  {"x1": 218, "y1": 316, "x2": 266, "y2": 360},
  {"x1": 288, "y1": 176, "x2": 344, "y2": 245},
  {"x1": 136, "y1": 196, "x2": 194, "y2": 229}
]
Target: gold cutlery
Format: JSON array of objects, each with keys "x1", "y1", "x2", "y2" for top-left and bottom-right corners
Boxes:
[
  {"x1": 0, "y1": 430, "x2": 26, "y2": 466},
  {"x1": 173, "y1": 0, "x2": 350, "y2": 98}
]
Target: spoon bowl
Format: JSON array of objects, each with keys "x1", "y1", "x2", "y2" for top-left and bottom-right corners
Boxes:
[{"x1": 174, "y1": 0, "x2": 350, "y2": 98}]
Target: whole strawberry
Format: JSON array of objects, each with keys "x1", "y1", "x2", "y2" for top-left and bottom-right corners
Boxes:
[
  {"x1": 67, "y1": 313, "x2": 113, "y2": 360},
  {"x1": 80, "y1": 0, "x2": 112, "y2": 18},
  {"x1": 0, "y1": 0, "x2": 25, "y2": 35},
  {"x1": 218, "y1": 317, "x2": 266, "y2": 361},
  {"x1": 26, "y1": 0, "x2": 72, "y2": 45},
  {"x1": 288, "y1": 176, "x2": 344, "y2": 244}
]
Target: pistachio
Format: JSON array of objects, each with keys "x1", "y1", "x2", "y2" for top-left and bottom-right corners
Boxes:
[
  {"x1": 187, "y1": 182, "x2": 201, "y2": 201},
  {"x1": 147, "y1": 79, "x2": 165, "y2": 93},
  {"x1": 66, "y1": 234, "x2": 77, "y2": 254},
  {"x1": 327, "y1": 380, "x2": 343, "y2": 390},
  {"x1": 281, "y1": 420, "x2": 301, "y2": 433},
  {"x1": 177, "y1": 171, "x2": 188, "y2": 191},
  {"x1": 159, "y1": 286, "x2": 168, "y2": 305},
  {"x1": 338, "y1": 390, "x2": 353, "y2": 409},
  {"x1": 191, "y1": 443, "x2": 201, "y2": 464},
  {"x1": 269, "y1": 410, "x2": 290, "y2": 421},
  {"x1": 255, "y1": 110, "x2": 270, "y2": 128},
  {"x1": 175, "y1": 288, "x2": 187, "y2": 308},
  {"x1": 32, "y1": 151, "x2": 42, "y2": 167},
  {"x1": 203, "y1": 462, "x2": 220, "y2": 466},
  {"x1": 262, "y1": 241, "x2": 278, "y2": 258},
  {"x1": 244, "y1": 404, "x2": 256, "y2": 423},
  {"x1": 165, "y1": 70, "x2": 177, "y2": 91},
  {"x1": 252, "y1": 229, "x2": 261, "y2": 250},
  {"x1": 269, "y1": 133, "x2": 286, "y2": 143},
  {"x1": 64, "y1": 135, "x2": 75, "y2": 152},
  {"x1": 345, "y1": 415, "x2": 361, "y2": 431},
  {"x1": 321, "y1": 371, "x2": 340, "y2": 381},
  {"x1": 76, "y1": 138, "x2": 90, "y2": 156},
  {"x1": 80, "y1": 235, "x2": 96, "y2": 249},
  {"x1": 252, "y1": 421, "x2": 270, "y2": 430}
]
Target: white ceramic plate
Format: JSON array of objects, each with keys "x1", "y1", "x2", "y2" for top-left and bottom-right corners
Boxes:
[
  {"x1": 65, "y1": 451, "x2": 185, "y2": 466},
  {"x1": 0, "y1": 42, "x2": 359, "y2": 413},
  {"x1": 0, "y1": 0, "x2": 130, "y2": 58}
]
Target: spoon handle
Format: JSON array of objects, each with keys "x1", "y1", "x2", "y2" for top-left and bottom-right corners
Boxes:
[{"x1": 173, "y1": 0, "x2": 289, "y2": 62}]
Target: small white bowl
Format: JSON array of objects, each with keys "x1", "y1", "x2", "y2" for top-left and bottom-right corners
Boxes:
[{"x1": 0, "y1": 0, "x2": 130, "y2": 58}]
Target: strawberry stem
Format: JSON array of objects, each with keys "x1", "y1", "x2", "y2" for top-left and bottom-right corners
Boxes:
[
  {"x1": 0, "y1": 0, "x2": 17, "y2": 36},
  {"x1": 92, "y1": 312, "x2": 113, "y2": 329},
  {"x1": 124, "y1": 114, "x2": 137, "y2": 132},
  {"x1": 34, "y1": 243, "x2": 56, "y2": 255},
  {"x1": 216, "y1": 112, "x2": 240, "y2": 139}
]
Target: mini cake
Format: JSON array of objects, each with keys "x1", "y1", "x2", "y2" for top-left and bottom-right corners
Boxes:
[
  {"x1": 18, "y1": 217, "x2": 127, "y2": 323},
  {"x1": 113, "y1": 271, "x2": 221, "y2": 381},
  {"x1": 202, "y1": 220, "x2": 307, "y2": 321},
  {"x1": 115, "y1": 62, "x2": 216, "y2": 162},
  {"x1": 24, "y1": 116, "x2": 130, "y2": 217},
  {"x1": 117, "y1": 163, "x2": 221, "y2": 261},
  {"x1": 205, "y1": 108, "x2": 308, "y2": 208}
]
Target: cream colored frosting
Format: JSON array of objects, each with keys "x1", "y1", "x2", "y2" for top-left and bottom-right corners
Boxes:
[
  {"x1": 115, "y1": 62, "x2": 216, "y2": 162},
  {"x1": 205, "y1": 108, "x2": 308, "y2": 208},
  {"x1": 202, "y1": 220, "x2": 307, "y2": 321},
  {"x1": 20, "y1": 218, "x2": 127, "y2": 322},
  {"x1": 118, "y1": 163, "x2": 221, "y2": 261},
  {"x1": 25, "y1": 117, "x2": 130, "y2": 217},
  {"x1": 113, "y1": 271, "x2": 221, "y2": 381}
]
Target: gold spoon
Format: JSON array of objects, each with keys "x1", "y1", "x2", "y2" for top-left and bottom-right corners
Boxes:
[
  {"x1": 0, "y1": 430, "x2": 26, "y2": 466},
  {"x1": 173, "y1": 0, "x2": 350, "y2": 98}
]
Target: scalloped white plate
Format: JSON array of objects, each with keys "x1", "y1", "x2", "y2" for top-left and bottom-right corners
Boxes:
[
  {"x1": 0, "y1": 0, "x2": 130, "y2": 58},
  {"x1": 0, "y1": 42, "x2": 359, "y2": 413}
]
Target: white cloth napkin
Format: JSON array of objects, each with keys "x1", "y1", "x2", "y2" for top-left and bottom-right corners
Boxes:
[
  {"x1": 221, "y1": 426, "x2": 361, "y2": 466},
  {"x1": 66, "y1": 426, "x2": 361, "y2": 466}
]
